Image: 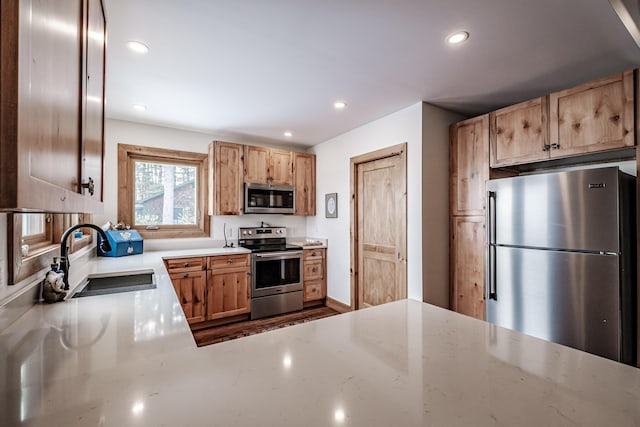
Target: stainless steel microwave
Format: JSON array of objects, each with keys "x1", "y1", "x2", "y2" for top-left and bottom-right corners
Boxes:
[{"x1": 244, "y1": 183, "x2": 295, "y2": 214}]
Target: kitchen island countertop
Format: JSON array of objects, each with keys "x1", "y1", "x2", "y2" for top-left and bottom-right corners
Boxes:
[{"x1": 0, "y1": 249, "x2": 639, "y2": 426}]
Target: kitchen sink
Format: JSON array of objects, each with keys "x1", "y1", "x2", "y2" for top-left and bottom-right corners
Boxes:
[{"x1": 71, "y1": 270, "x2": 156, "y2": 298}]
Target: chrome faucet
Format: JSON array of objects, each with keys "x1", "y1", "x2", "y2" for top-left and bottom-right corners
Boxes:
[{"x1": 59, "y1": 224, "x2": 112, "y2": 290}]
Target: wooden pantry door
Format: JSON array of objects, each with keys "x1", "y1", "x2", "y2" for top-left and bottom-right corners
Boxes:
[{"x1": 351, "y1": 143, "x2": 407, "y2": 309}]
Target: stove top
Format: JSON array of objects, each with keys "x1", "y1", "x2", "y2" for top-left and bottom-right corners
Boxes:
[{"x1": 238, "y1": 226, "x2": 302, "y2": 252}]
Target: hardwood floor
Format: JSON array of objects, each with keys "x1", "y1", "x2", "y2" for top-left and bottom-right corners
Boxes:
[{"x1": 192, "y1": 306, "x2": 340, "y2": 347}]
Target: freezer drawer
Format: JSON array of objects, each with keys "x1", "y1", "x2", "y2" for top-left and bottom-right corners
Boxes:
[{"x1": 486, "y1": 246, "x2": 623, "y2": 362}]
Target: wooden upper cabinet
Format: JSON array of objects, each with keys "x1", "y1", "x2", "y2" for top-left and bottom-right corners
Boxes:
[
  {"x1": 269, "y1": 149, "x2": 294, "y2": 185},
  {"x1": 209, "y1": 141, "x2": 244, "y2": 215},
  {"x1": 0, "y1": 0, "x2": 106, "y2": 213},
  {"x1": 549, "y1": 70, "x2": 635, "y2": 158},
  {"x1": 244, "y1": 145, "x2": 270, "y2": 183},
  {"x1": 490, "y1": 97, "x2": 548, "y2": 167},
  {"x1": 450, "y1": 115, "x2": 489, "y2": 216},
  {"x1": 293, "y1": 152, "x2": 316, "y2": 216},
  {"x1": 450, "y1": 216, "x2": 485, "y2": 320},
  {"x1": 243, "y1": 145, "x2": 293, "y2": 185}
]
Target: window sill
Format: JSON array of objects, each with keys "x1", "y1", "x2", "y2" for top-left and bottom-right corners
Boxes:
[{"x1": 14, "y1": 244, "x2": 58, "y2": 285}]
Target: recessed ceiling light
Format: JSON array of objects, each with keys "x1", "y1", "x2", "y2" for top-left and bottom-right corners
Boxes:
[
  {"x1": 127, "y1": 40, "x2": 149, "y2": 54},
  {"x1": 132, "y1": 104, "x2": 147, "y2": 112},
  {"x1": 447, "y1": 31, "x2": 469, "y2": 45},
  {"x1": 284, "y1": 131, "x2": 293, "y2": 137},
  {"x1": 334, "y1": 101, "x2": 347, "y2": 110}
]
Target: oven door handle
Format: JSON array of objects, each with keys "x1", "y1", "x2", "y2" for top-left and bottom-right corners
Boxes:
[{"x1": 254, "y1": 251, "x2": 302, "y2": 259}]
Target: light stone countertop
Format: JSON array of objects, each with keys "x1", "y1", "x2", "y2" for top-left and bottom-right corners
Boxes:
[{"x1": 0, "y1": 249, "x2": 639, "y2": 426}]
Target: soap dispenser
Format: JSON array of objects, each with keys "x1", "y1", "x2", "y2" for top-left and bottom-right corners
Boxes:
[{"x1": 41, "y1": 258, "x2": 67, "y2": 303}]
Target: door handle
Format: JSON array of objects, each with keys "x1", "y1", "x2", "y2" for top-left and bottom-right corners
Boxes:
[{"x1": 486, "y1": 191, "x2": 497, "y2": 301}]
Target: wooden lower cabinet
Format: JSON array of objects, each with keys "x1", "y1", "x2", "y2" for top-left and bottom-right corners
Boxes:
[
  {"x1": 450, "y1": 216, "x2": 486, "y2": 320},
  {"x1": 167, "y1": 254, "x2": 251, "y2": 324},
  {"x1": 170, "y1": 271, "x2": 207, "y2": 324},
  {"x1": 303, "y1": 249, "x2": 326, "y2": 303},
  {"x1": 207, "y1": 254, "x2": 251, "y2": 320}
]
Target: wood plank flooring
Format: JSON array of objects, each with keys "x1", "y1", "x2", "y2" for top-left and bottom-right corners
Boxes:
[{"x1": 193, "y1": 306, "x2": 340, "y2": 347}]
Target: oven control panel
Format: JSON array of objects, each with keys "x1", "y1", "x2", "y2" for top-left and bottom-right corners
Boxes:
[{"x1": 239, "y1": 226, "x2": 286, "y2": 239}]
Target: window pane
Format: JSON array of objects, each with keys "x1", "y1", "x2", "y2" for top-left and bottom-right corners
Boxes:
[
  {"x1": 22, "y1": 214, "x2": 45, "y2": 237},
  {"x1": 134, "y1": 160, "x2": 197, "y2": 225}
]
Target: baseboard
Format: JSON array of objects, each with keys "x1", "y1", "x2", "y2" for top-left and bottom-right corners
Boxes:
[{"x1": 325, "y1": 296, "x2": 351, "y2": 313}]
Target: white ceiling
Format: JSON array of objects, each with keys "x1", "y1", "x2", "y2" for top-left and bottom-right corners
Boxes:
[{"x1": 105, "y1": 0, "x2": 640, "y2": 146}]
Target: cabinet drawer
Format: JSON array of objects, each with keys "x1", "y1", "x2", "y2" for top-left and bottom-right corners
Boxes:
[
  {"x1": 208, "y1": 254, "x2": 250, "y2": 270},
  {"x1": 304, "y1": 259, "x2": 323, "y2": 281},
  {"x1": 304, "y1": 279, "x2": 325, "y2": 302},
  {"x1": 304, "y1": 248, "x2": 325, "y2": 261},
  {"x1": 165, "y1": 257, "x2": 206, "y2": 272}
]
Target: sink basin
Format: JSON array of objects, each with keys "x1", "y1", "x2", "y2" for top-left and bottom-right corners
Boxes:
[{"x1": 71, "y1": 270, "x2": 156, "y2": 298}]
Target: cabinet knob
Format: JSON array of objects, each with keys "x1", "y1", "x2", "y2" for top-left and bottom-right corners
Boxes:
[
  {"x1": 183, "y1": 273, "x2": 189, "y2": 278},
  {"x1": 542, "y1": 144, "x2": 550, "y2": 152},
  {"x1": 227, "y1": 258, "x2": 233, "y2": 264},
  {"x1": 184, "y1": 262, "x2": 189, "y2": 267},
  {"x1": 312, "y1": 267, "x2": 317, "y2": 272},
  {"x1": 81, "y1": 177, "x2": 95, "y2": 196},
  {"x1": 311, "y1": 251, "x2": 317, "y2": 256}
]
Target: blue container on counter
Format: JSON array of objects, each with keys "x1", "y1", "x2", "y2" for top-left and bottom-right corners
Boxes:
[{"x1": 98, "y1": 230, "x2": 143, "y2": 257}]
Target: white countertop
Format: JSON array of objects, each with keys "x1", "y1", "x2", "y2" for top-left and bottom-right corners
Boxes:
[{"x1": 1, "y1": 250, "x2": 639, "y2": 426}]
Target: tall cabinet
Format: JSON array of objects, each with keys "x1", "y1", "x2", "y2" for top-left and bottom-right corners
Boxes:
[
  {"x1": 0, "y1": 0, "x2": 106, "y2": 213},
  {"x1": 450, "y1": 115, "x2": 489, "y2": 320}
]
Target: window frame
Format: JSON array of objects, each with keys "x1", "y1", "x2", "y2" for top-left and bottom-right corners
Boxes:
[
  {"x1": 117, "y1": 144, "x2": 210, "y2": 239},
  {"x1": 21, "y1": 213, "x2": 53, "y2": 250},
  {"x1": 8, "y1": 213, "x2": 93, "y2": 285}
]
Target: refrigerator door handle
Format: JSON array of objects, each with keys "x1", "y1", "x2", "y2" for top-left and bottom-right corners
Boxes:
[{"x1": 486, "y1": 191, "x2": 497, "y2": 301}]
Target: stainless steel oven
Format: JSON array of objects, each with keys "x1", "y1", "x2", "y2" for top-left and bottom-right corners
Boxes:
[
  {"x1": 239, "y1": 226, "x2": 303, "y2": 319},
  {"x1": 252, "y1": 251, "x2": 303, "y2": 298}
]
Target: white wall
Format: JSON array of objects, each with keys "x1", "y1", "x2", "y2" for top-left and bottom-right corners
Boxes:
[
  {"x1": 308, "y1": 103, "x2": 424, "y2": 305},
  {"x1": 421, "y1": 105, "x2": 466, "y2": 308},
  {"x1": 308, "y1": 102, "x2": 464, "y2": 308},
  {"x1": 101, "y1": 119, "x2": 307, "y2": 250}
]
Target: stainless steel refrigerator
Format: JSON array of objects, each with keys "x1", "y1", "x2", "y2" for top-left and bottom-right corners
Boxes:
[{"x1": 486, "y1": 167, "x2": 636, "y2": 365}]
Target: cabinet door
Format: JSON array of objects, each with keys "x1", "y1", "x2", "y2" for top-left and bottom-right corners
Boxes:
[
  {"x1": 210, "y1": 141, "x2": 243, "y2": 215},
  {"x1": 550, "y1": 70, "x2": 634, "y2": 158},
  {"x1": 269, "y1": 149, "x2": 293, "y2": 185},
  {"x1": 243, "y1": 145, "x2": 270, "y2": 183},
  {"x1": 450, "y1": 216, "x2": 485, "y2": 320},
  {"x1": 15, "y1": 0, "x2": 82, "y2": 208},
  {"x1": 207, "y1": 267, "x2": 251, "y2": 320},
  {"x1": 0, "y1": 0, "x2": 105, "y2": 212},
  {"x1": 170, "y1": 271, "x2": 207, "y2": 324},
  {"x1": 490, "y1": 97, "x2": 548, "y2": 167},
  {"x1": 293, "y1": 152, "x2": 316, "y2": 215},
  {"x1": 80, "y1": 0, "x2": 106, "y2": 203},
  {"x1": 450, "y1": 115, "x2": 489, "y2": 216}
]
